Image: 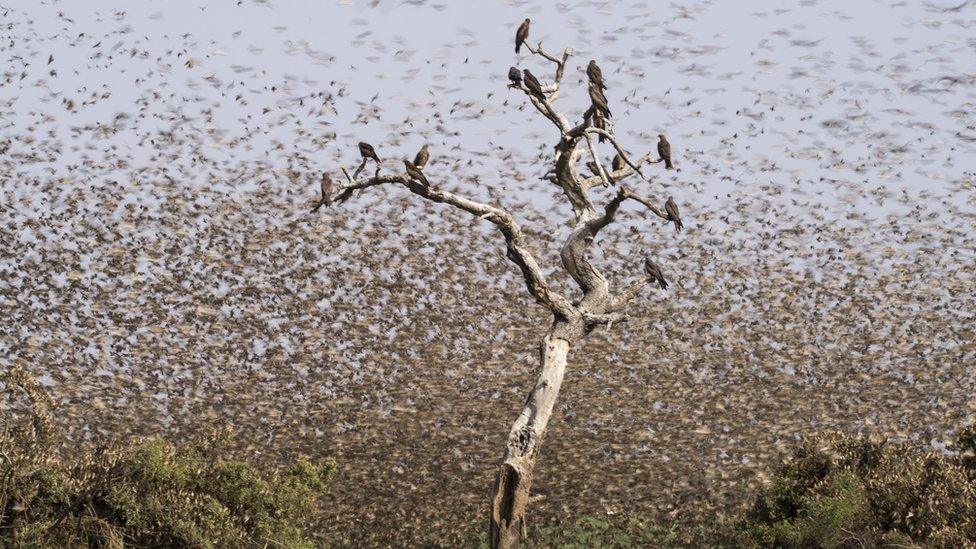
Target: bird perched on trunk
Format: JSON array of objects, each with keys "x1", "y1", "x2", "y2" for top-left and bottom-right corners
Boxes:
[
  {"x1": 359, "y1": 141, "x2": 381, "y2": 164},
  {"x1": 311, "y1": 172, "x2": 333, "y2": 212},
  {"x1": 612, "y1": 153, "x2": 625, "y2": 172},
  {"x1": 588, "y1": 83, "x2": 611, "y2": 117},
  {"x1": 644, "y1": 257, "x2": 669, "y2": 290},
  {"x1": 657, "y1": 134, "x2": 673, "y2": 169},
  {"x1": 515, "y1": 18, "x2": 530, "y2": 54},
  {"x1": 587, "y1": 60, "x2": 607, "y2": 91},
  {"x1": 413, "y1": 144, "x2": 429, "y2": 169},
  {"x1": 507, "y1": 66, "x2": 521, "y2": 86},
  {"x1": 522, "y1": 69, "x2": 545, "y2": 100},
  {"x1": 403, "y1": 159, "x2": 430, "y2": 187},
  {"x1": 664, "y1": 196, "x2": 683, "y2": 232}
]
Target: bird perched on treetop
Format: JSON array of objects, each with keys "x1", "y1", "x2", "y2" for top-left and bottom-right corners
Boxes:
[
  {"x1": 413, "y1": 144, "x2": 429, "y2": 169},
  {"x1": 657, "y1": 134, "x2": 673, "y2": 169},
  {"x1": 644, "y1": 257, "x2": 669, "y2": 290},
  {"x1": 359, "y1": 141, "x2": 381, "y2": 164},
  {"x1": 403, "y1": 159, "x2": 430, "y2": 187},
  {"x1": 515, "y1": 18, "x2": 530, "y2": 54},
  {"x1": 508, "y1": 66, "x2": 521, "y2": 86},
  {"x1": 587, "y1": 60, "x2": 607, "y2": 91},
  {"x1": 522, "y1": 69, "x2": 545, "y2": 100},
  {"x1": 311, "y1": 172, "x2": 333, "y2": 213},
  {"x1": 665, "y1": 196, "x2": 683, "y2": 232}
]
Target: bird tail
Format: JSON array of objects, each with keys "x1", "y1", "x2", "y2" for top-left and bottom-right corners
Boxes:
[
  {"x1": 515, "y1": 44, "x2": 520, "y2": 54},
  {"x1": 665, "y1": 159, "x2": 673, "y2": 169}
]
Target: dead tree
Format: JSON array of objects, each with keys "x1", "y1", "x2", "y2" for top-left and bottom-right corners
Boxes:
[{"x1": 332, "y1": 33, "x2": 679, "y2": 549}]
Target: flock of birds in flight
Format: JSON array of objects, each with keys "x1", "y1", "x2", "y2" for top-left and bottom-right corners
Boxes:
[{"x1": 1, "y1": 1, "x2": 973, "y2": 542}]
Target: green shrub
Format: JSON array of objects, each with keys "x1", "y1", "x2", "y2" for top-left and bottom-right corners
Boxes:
[{"x1": 0, "y1": 365, "x2": 334, "y2": 548}]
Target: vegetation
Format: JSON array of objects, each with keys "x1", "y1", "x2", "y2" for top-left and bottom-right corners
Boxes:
[
  {"x1": 0, "y1": 366, "x2": 334, "y2": 548},
  {"x1": 4, "y1": 363, "x2": 974, "y2": 548}
]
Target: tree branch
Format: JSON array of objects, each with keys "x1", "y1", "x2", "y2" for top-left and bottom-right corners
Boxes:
[
  {"x1": 580, "y1": 154, "x2": 662, "y2": 191},
  {"x1": 334, "y1": 170, "x2": 576, "y2": 319},
  {"x1": 585, "y1": 127, "x2": 647, "y2": 179}
]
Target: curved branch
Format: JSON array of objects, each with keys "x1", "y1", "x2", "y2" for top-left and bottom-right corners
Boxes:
[
  {"x1": 580, "y1": 154, "x2": 663, "y2": 191},
  {"x1": 585, "y1": 127, "x2": 647, "y2": 179},
  {"x1": 335, "y1": 171, "x2": 576, "y2": 319}
]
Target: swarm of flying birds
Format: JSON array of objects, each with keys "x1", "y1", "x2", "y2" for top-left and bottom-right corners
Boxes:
[{"x1": 1, "y1": 1, "x2": 973, "y2": 546}]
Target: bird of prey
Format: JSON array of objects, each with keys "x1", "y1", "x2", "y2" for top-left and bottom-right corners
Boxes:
[
  {"x1": 403, "y1": 159, "x2": 430, "y2": 187},
  {"x1": 665, "y1": 196, "x2": 683, "y2": 232},
  {"x1": 522, "y1": 69, "x2": 545, "y2": 99},
  {"x1": 588, "y1": 83, "x2": 611, "y2": 117},
  {"x1": 612, "y1": 153, "x2": 625, "y2": 171},
  {"x1": 587, "y1": 60, "x2": 607, "y2": 91},
  {"x1": 359, "y1": 141, "x2": 381, "y2": 164},
  {"x1": 515, "y1": 18, "x2": 530, "y2": 54},
  {"x1": 312, "y1": 172, "x2": 334, "y2": 212},
  {"x1": 657, "y1": 134, "x2": 673, "y2": 169},
  {"x1": 586, "y1": 161, "x2": 601, "y2": 177},
  {"x1": 508, "y1": 66, "x2": 521, "y2": 86},
  {"x1": 413, "y1": 144, "x2": 429, "y2": 169},
  {"x1": 644, "y1": 257, "x2": 669, "y2": 290}
]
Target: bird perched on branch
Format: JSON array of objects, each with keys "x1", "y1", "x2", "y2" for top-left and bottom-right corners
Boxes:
[
  {"x1": 644, "y1": 258, "x2": 669, "y2": 290},
  {"x1": 586, "y1": 161, "x2": 601, "y2": 177},
  {"x1": 612, "y1": 153, "x2": 625, "y2": 172},
  {"x1": 665, "y1": 196, "x2": 683, "y2": 232},
  {"x1": 413, "y1": 144, "x2": 429, "y2": 169},
  {"x1": 587, "y1": 60, "x2": 607, "y2": 91},
  {"x1": 522, "y1": 69, "x2": 545, "y2": 100},
  {"x1": 657, "y1": 134, "x2": 673, "y2": 169},
  {"x1": 507, "y1": 66, "x2": 521, "y2": 86},
  {"x1": 359, "y1": 141, "x2": 381, "y2": 164},
  {"x1": 515, "y1": 18, "x2": 530, "y2": 54},
  {"x1": 311, "y1": 172, "x2": 333, "y2": 212},
  {"x1": 588, "y1": 83, "x2": 612, "y2": 118},
  {"x1": 403, "y1": 159, "x2": 430, "y2": 187}
]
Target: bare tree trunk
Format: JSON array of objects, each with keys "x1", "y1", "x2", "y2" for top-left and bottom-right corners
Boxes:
[{"x1": 489, "y1": 324, "x2": 573, "y2": 549}]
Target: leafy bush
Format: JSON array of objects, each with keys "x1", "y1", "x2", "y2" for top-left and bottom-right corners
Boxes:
[
  {"x1": 0, "y1": 365, "x2": 334, "y2": 548},
  {"x1": 742, "y1": 430, "x2": 976, "y2": 548}
]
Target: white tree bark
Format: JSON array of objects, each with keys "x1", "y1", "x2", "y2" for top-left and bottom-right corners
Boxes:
[{"x1": 490, "y1": 330, "x2": 570, "y2": 548}]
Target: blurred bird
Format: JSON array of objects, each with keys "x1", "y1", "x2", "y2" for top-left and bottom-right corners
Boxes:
[
  {"x1": 522, "y1": 69, "x2": 545, "y2": 99},
  {"x1": 657, "y1": 134, "x2": 673, "y2": 169},
  {"x1": 515, "y1": 18, "x2": 530, "y2": 54},
  {"x1": 312, "y1": 173, "x2": 334, "y2": 213},
  {"x1": 413, "y1": 144, "x2": 429, "y2": 169},
  {"x1": 587, "y1": 60, "x2": 607, "y2": 91},
  {"x1": 644, "y1": 258, "x2": 669, "y2": 290},
  {"x1": 612, "y1": 154, "x2": 625, "y2": 171},
  {"x1": 359, "y1": 142, "x2": 381, "y2": 164},
  {"x1": 665, "y1": 196, "x2": 683, "y2": 232},
  {"x1": 403, "y1": 159, "x2": 430, "y2": 187},
  {"x1": 507, "y1": 66, "x2": 521, "y2": 86}
]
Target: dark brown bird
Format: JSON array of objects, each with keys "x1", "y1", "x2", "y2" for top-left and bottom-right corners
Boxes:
[
  {"x1": 508, "y1": 66, "x2": 521, "y2": 86},
  {"x1": 312, "y1": 172, "x2": 334, "y2": 212},
  {"x1": 588, "y1": 83, "x2": 611, "y2": 117},
  {"x1": 665, "y1": 196, "x2": 682, "y2": 232},
  {"x1": 359, "y1": 141, "x2": 381, "y2": 164},
  {"x1": 657, "y1": 134, "x2": 673, "y2": 169},
  {"x1": 403, "y1": 159, "x2": 430, "y2": 187},
  {"x1": 522, "y1": 69, "x2": 545, "y2": 99},
  {"x1": 644, "y1": 257, "x2": 668, "y2": 290},
  {"x1": 586, "y1": 60, "x2": 607, "y2": 91},
  {"x1": 612, "y1": 153, "x2": 625, "y2": 171},
  {"x1": 515, "y1": 18, "x2": 530, "y2": 54},
  {"x1": 594, "y1": 114, "x2": 609, "y2": 143},
  {"x1": 413, "y1": 144, "x2": 429, "y2": 169},
  {"x1": 586, "y1": 161, "x2": 601, "y2": 177}
]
